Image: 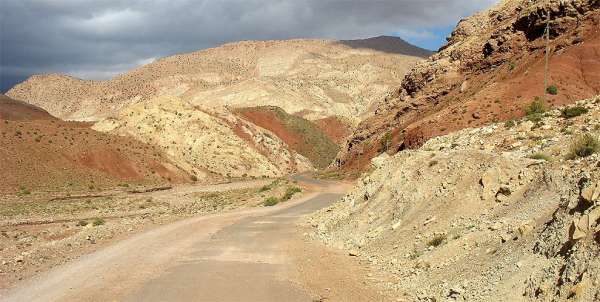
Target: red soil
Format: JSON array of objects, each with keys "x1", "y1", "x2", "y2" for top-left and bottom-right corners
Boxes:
[
  {"x1": 237, "y1": 108, "x2": 304, "y2": 152},
  {"x1": 403, "y1": 33, "x2": 600, "y2": 149},
  {"x1": 0, "y1": 94, "x2": 55, "y2": 121},
  {"x1": 0, "y1": 95, "x2": 188, "y2": 193},
  {"x1": 338, "y1": 9, "x2": 600, "y2": 172},
  {"x1": 236, "y1": 106, "x2": 340, "y2": 168},
  {"x1": 314, "y1": 116, "x2": 352, "y2": 144}
]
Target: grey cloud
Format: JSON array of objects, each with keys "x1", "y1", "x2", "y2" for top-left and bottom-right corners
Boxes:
[{"x1": 0, "y1": 0, "x2": 498, "y2": 92}]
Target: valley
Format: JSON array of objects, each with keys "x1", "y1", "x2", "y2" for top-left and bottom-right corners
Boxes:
[{"x1": 1, "y1": 0, "x2": 600, "y2": 301}]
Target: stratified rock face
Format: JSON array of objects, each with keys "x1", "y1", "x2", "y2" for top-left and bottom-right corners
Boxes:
[
  {"x1": 336, "y1": 0, "x2": 600, "y2": 172},
  {"x1": 93, "y1": 96, "x2": 313, "y2": 178},
  {"x1": 309, "y1": 96, "x2": 600, "y2": 301},
  {"x1": 7, "y1": 37, "x2": 429, "y2": 123}
]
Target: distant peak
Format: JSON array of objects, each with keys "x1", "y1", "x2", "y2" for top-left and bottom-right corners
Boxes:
[{"x1": 338, "y1": 35, "x2": 433, "y2": 57}]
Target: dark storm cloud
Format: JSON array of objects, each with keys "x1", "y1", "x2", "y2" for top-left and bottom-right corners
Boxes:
[{"x1": 0, "y1": 0, "x2": 497, "y2": 92}]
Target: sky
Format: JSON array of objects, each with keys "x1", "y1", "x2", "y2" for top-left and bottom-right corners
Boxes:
[{"x1": 0, "y1": 0, "x2": 498, "y2": 93}]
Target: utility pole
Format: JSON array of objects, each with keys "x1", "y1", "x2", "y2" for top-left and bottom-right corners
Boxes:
[{"x1": 543, "y1": 0, "x2": 551, "y2": 98}]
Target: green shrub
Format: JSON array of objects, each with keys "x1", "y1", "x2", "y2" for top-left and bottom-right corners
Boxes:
[
  {"x1": 258, "y1": 180, "x2": 278, "y2": 192},
  {"x1": 525, "y1": 98, "x2": 547, "y2": 116},
  {"x1": 525, "y1": 98, "x2": 547, "y2": 122},
  {"x1": 566, "y1": 134, "x2": 599, "y2": 159},
  {"x1": 380, "y1": 131, "x2": 393, "y2": 152},
  {"x1": 92, "y1": 218, "x2": 105, "y2": 226},
  {"x1": 529, "y1": 152, "x2": 551, "y2": 161},
  {"x1": 263, "y1": 197, "x2": 280, "y2": 207},
  {"x1": 546, "y1": 85, "x2": 558, "y2": 95},
  {"x1": 504, "y1": 120, "x2": 516, "y2": 129},
  {"x1": 561, "y1": 106, "x2": 588, "y2": 119},
  {"x1": 282, "y1": 186, "x2": 302, "y2": 201}
]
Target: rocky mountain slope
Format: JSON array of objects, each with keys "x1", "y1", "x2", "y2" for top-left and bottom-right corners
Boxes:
[
  {"x1": 0, "y1": 94, "x2": 189, "y2": 194},
  {"x1": 6, "y1": 36, "x2": 430, "y2": 177},
  {"x1": 92, "y1": 96, "x2": 313, "y2": 179},
  {"x1": 6, "y1": 36, "x2": 430, "y2": 123},
  {"x1": 335, "y1": 0, "x2": 600, "y2": 171},
  {"x1": 309, "y1": 95, "x2": 600, "y2": 301},
  {"x1": 236, "y1": 106, "x2": 340, "y2": 169}
]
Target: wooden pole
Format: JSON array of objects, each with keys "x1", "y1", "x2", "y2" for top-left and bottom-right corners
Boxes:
[{"x1": 544, "y1": 1, "x2": 551, "y2": 98}]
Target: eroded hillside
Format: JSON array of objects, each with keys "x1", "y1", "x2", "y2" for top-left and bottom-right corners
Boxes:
[
  {"x1": 309, "y1": 95, "x2": 600, "y2": 301},
  {"x1": 0, "y1": 95, "x2": 188, "y2": 194},
  {"x1": 7, "y1": 37, "x2": 429, "y2": 123},
  {"x1": 336, "y1": 0, "x2": 600, "y2": 172},
  {"x1": 236, "y1": 106, "x2": 340, "y2": 169},
  {"x1": 92, "y1": 96, "x2": 314, "y2": 179}
]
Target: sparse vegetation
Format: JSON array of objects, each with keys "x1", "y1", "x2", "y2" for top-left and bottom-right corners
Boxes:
[
  {"x1": 259, "y1": 180, "x2": 279, "y2": 192},
  {"x1": 380, "y1": 131, "x2": 393, "y2": 152},
  {"x1": 237, "y1": 106, "x2": 339, "y2": 169},
  {"x1": 525, "y1": 98, "x2": 547, "y2": 122},
  {"x1": 263, "y1": 196, "x2": 280, "y2": 207},
  {"x1": 504, "y1": 120, "x2": 516, "y2": 129},
  {"x1": 409, "y1": 249, "x2": 423, "y2": 260},
  {"x1": 529, "y1": 152, "x2": 551, "y2": 161},
  {"x1": 17, "y1": 186, "x2": 31, "y2": 196},
  {"x1": 282, "y1": 186, "x2": 302, "y2": 201},
  {"x1": 561, "y1": 106, "x2": 588, "y2": 119},
  {"x1": 92, "y1": 218, "x2": 105, "y2": 226},
  {"x1": 77, "y1": 220, "x2": 88, "y2": 226},
  {"x1": 566, "y1": 134, "x2": 599, "y2": 159},
  {"x1": 427, "y1": 234, "x2": 447, "y2": 247},
  {"x1": 546, "y1": 85, "x2": 558, "y2": 95}
]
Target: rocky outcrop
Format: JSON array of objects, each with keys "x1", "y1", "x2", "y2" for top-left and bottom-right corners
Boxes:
[
  {"x1": 336, "y1": 0, "x2": 600, "y2": 172},
  {"x1": 309, "y1": 96, "x2": 600, "y2": 301}
]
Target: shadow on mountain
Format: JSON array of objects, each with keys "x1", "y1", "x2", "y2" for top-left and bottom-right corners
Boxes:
[{"x1": 337, "y1": 35, "x2": 434, "y2": 58}]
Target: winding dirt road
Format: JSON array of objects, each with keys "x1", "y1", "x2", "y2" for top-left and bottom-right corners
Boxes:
[{"x1": 3, "y1": 178, "x2": 384, "y2": 301}]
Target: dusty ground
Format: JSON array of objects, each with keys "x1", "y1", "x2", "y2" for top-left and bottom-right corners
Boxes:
[
  {"x1": 0, "y1": 178, "x2": 304, "y2": 289},
  {"x1": 1, "y1": 176, "x2": 389, "y2": 302}
]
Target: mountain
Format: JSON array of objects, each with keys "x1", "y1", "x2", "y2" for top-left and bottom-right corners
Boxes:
[
  {"x1": 92, "y1": 95, "x2": 314, "y2": 178},
  {"x1": 339, "y1": 35, "x2": 434, "y2": 57},
  {"x1": 6, "y1": 37, "x2": 430, "y2": 124},
  {"x1": 5, "y1": 37, "x2": 430, "y2": 177},
  {"x1": 334, "y1": 0, "x2": 600, "y2": 172},
  {"x1": 0, "y1": 94, "x2": 189, "y2": 193}
]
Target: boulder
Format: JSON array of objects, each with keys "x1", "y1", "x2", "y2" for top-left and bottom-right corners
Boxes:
[
  {"x1": 570, "y1": 206, "x2": 600, "y2": 240},
  {"x1": 581, "y1": 182, "x2": 600, "y2": 204}
]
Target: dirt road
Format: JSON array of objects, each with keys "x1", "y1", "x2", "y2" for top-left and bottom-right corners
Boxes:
[{"x1": 2, "y1": 178, "x2": 384, "y2": 301}]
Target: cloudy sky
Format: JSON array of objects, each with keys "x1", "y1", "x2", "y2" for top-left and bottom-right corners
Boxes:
[{"x1": 0, "y1": 0, "x2": 498, "y2": 92}]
